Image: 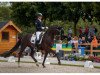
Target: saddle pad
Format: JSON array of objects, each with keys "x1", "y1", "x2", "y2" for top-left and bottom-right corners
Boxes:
[{"x1": 31, "y1": 34, "x2": 36, "y2": 44}]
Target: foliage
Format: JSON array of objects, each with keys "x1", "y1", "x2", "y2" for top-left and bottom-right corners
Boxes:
[
  {"x1": 67, "y1": 54, "x2": 89, "y2": 61},
  {"x1": 67, "y1": 55, "x2": 100, "y2": 62},
  {"x1": 11, "y1": 2, "x2": 37, "y2": 27},
  {"x1": 19, "y1": 25, "x2": 35, "y2": 36},
  {"x1": 0, "y1": 2, "x2": 12, "y2": 21},
  {"x1": 0, "y1": 2, "x2": 100, "y2": 35},
  {"x1": 88, "y1": 56, "x2": 100, "y2": 63},
  {"x1": 92, "y1": 3, "x2": 100, "y2": 24}
]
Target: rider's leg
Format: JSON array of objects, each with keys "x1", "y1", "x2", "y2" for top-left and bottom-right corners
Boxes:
[
  {"x1": 35, "y1": 31, "x2": 42, "y2": 47},
  {"x1": 36, "y1": 31, "x2": 42, "y2": 42}
]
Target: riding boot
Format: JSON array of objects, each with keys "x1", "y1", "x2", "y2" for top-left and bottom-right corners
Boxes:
[{"x1": 36, "y1": 40, "x2": 39, "y2": 47}]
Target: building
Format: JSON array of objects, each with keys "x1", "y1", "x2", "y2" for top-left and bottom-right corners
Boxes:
[{"x1": 0, "y1": 20, "x2": 22, "y2": 54}]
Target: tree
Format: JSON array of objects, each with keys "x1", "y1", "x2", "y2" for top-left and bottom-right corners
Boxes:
[
  {"x1": 92, "y1": 2, "x2": 100, "y2": 24},
  {"x1": 61, "y1": 3, "x2": 82, "y2": 35},
  {"x1": 0, "y1": 2, "x2": 11, "y2": 21},
  {"x1": 11, "y1": 2, "x2": 100, "y2": 35},
  {"x1": 11, "y1": 2, "x2": 37, "y2": 27}
]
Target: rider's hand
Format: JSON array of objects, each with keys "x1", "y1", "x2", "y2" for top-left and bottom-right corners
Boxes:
[
  {"x1": 42, "y1": 27, "x2": 45, "y2": 29},
  {"x1": 46, "y1": 27, "x2": 48, "y2": 29}
]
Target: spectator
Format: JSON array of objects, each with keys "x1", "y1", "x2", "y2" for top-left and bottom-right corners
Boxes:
[
  {"x1": 56, "y1": 40, "x2": 63, "y2": 58},
  {"x1": 81, "y1": 37, "x2": 87, "y2": 44},
  {"x1": 68, "y1": 37, "x2": 73, "y2": 44},
  {"x1": 80, "y1": 37, "x2": 87, "y2": 47},
  {"x1": 68, "y1": 28, "x2": 73, "y2": 36},
  {"x1": 89, "y1": 25, "x2": 95, "y2": 36},
  {"x1": 68, "y1": 37, "x2": 74, "y2": 48},
  {"x1": 78, "y1": 37, "x2": 82, "y2": 44},
  {"x1": 67, "y1": 34, "x2": 72, "y2": 41},
  {"x1": 73, "y1": 36, "x2": 78, "y2": 52},
  {"x1": 91, "y1": 36, "x2": 98, "y2": 56},
  {"x1": 91, "y1": 36, "x2": 98, "y2": 48},
  {"x1": 97, "y1": 32, "x2": 100, "y2": 43},
  {"x1": 87, "y1": 35, "x2": 93, "y2": 43}
]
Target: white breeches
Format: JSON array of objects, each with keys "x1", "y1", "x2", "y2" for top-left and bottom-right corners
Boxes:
[{"x1": 36, "y1": 31, "x2": 42, "y2": 40}]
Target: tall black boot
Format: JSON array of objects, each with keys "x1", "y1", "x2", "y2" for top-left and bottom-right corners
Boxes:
[{"x1": 36, "y1": 40, "x2": 39, "y2": 46}]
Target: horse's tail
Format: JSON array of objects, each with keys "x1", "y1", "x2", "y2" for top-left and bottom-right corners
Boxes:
[{"x1": 1, "y1": 37, "x2": 22, "y2": 58}]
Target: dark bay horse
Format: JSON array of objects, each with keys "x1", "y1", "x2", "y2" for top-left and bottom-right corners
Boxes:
[{"x1": 1, "y1": 26, "x2": 64, "y2": 68}]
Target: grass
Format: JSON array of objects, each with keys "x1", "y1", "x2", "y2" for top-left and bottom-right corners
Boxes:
[{"x1": 0, "y1": 59, "x2": 100, "y2": 69}]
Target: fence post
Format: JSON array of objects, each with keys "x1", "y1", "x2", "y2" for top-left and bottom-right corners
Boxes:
[{"x1": 90, "y1": 43, "x2": 93, "y2": 56}]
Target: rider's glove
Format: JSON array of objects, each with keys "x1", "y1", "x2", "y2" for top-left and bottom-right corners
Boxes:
[
  {"x1": 42, "y1": 27, "x2": 45, "y2": 29},
  {"x1": 46, "y1": 27, "x2": 48, "y2": 29}
]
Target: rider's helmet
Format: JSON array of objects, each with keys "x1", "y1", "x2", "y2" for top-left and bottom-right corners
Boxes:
[{"x1": 36, "y1": 13, "x2": 43, "y2": 17}]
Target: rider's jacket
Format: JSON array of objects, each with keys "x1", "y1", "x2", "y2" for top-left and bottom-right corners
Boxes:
[{"x1": 35, "y1": 19, "x2": 43, "y2": 31}]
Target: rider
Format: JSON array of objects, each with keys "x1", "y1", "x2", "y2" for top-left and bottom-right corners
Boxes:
[{"x1": 35, "y1": 13, "x2": 45, "y2": 45}]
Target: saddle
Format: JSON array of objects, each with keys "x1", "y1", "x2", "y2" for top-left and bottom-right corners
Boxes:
[
  {"x1": 31, "y1": 31, "x2": 44, "y2": 45},
  {"x1": 31, "y1": 26, "x2": 48, "y2": 45}
]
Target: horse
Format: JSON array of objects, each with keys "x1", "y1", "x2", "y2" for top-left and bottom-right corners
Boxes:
[{"x1": 1, "y1": 26, "x2": 64, "y2": 68}]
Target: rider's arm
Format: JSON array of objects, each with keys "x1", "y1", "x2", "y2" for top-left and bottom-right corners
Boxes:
[{"x1": 35, "y1": 20, "x2": 42, "y2": 29}]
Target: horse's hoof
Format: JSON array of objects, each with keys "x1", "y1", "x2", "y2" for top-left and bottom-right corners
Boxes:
[
  {"x1": 42, "y1": 64, "x2": 46, "y2": 68},
  {"x1": 58, "y1": 62, "x2": 61, "y2": 65},
  {"x1": 43, "y1": 66, "x2": 46, "y2": 68},
  {"x1": 36, "y1": 64, "x2": 39, "y2": 67},
  {"x1": 36, "y1": 62, "x2": 39, "y2": 67}
]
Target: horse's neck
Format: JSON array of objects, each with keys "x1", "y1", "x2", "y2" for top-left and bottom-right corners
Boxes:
[{"x1": 44, "y1": 30, "x2": 54, "y2": 40}]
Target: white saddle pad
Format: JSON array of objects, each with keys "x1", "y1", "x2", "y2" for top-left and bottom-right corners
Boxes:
[{"x1": 31, "y1": 34, "x2": 36, "y2": 44}]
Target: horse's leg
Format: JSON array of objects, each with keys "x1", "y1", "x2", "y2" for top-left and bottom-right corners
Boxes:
[
  {"x1": 29, "y1": 47, "x2": 39, "y2": 67},
  {"x1": 42, "y1": 51, "x2": 48, "y2": 68},
  {"x1": 18, "y1": 51, "x2": 22, "y2": 67},
  {"x1": 50, "y1": 50, "x2": 61, "y2": 65},
  {"x1": 18, "y1": 46, "x2": 26, "y2": 67}
]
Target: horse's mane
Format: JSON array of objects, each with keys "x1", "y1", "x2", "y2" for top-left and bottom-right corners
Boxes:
[
  {"x1": 49, "y1": 25, "x2": 59, "y2": 29},
  {"x1": 44, "y1": 25, "x2": 63, "y2": 35}
]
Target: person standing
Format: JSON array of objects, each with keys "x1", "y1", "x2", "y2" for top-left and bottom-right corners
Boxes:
[
  {"x1": 91, "y1": 36, "x2": 98, "y2": 56},
  {"x1": 56, "y1": 40, "x2": 63, "y2": 58},
  {"x1": 91, "y1": 36, "x2": 98, "y2": 48},
  {"x1": 68, "y1": 28, "x2": 73, "y2": 36},
  {"x1": 73, "y1": 36, "x2": 78, "y2": 53},
  {"x1": 89, "y1": 25, "x2": 95, "y2": 36}
]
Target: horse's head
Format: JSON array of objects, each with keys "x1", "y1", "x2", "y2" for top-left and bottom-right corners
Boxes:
[{"x1": 48, "y1": 26, "x2": 64, "y2": 38}]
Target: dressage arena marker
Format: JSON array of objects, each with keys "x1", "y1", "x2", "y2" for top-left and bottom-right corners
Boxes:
[
  {"x1": 84, "y1": 61, "x2": 94, "y2": 68},
  {"x1": 35, "y1": 52, "x2": 42, "y2": 59},
  {"x1": 45, "y1": 62, "x2": 50, "y2": 64},
  {"x1": 8, "y1": 56, "x2": 15, "y2": 62}
]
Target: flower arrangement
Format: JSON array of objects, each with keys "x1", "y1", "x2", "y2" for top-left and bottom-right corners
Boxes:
[{"x1": 88, "y1": 56, "x2": 100, "y2": 63}]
